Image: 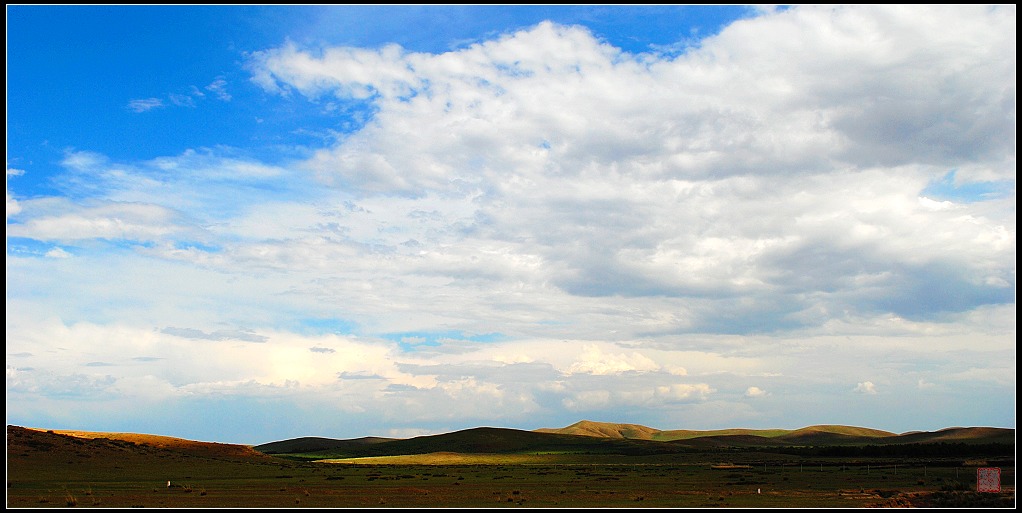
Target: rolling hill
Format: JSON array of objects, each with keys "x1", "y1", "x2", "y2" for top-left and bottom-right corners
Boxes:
[
  {"x1": 534, "y1": 420, "x2": 663, "y2": 439},
  {"x1": 5, "y1": 424, "x2": 279, "y2": 487},
  {"x1": 891, "y1": 427, "x2": 1016, "y2": 445},
  {"x1": 251, "y1": 421, "x2": 1014, "y2": 460},
  {"x1": 9, "y1": 420, "x2": 1014, "y2": 463},
  {"x1": 7, "y1": 423, "x2": 1014, "y2": 509},
  {"x1": 254, "y1": 426, "x2": 695, "y2": 459},
  {"x1": 22, "y1": 427, "x2": 269, "y2": 459},
  {"x1": 253, "y1": 435, "x2": 398, "y2": 455},
  {"x1": 535, "y1": 420, "x2": 1014, "y2": 447},
  {"x1": 536, "y1": 420, "x2": 896, "y2": 442}
]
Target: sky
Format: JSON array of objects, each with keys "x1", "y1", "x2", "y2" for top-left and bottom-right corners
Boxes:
[{"x1": 6, "y1": 5, "x2": 1016, "y2": 445}]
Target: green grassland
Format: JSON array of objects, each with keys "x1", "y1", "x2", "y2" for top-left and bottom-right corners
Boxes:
[{"x1": 6, "y1": 424, "x2": 1015, "y2": 508}]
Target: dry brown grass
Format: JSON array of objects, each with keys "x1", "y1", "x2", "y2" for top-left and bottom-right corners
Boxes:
[
  {"x1": 7, "y1": 424, "x2": 1015, "y2": 508},
  {"x1": 26, "y1": 427, "x2": 266, "y2": 459}
]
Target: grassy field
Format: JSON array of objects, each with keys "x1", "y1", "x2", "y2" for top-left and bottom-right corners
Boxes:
[
  {"x1": 7, "y1": 458, "x2": 1016, "y2": 508},
  {"x1": 6, "y1": 426, "x2": 1015, "y2": 508}
]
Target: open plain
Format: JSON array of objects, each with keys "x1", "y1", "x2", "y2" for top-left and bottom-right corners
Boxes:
[{"x1": 5, "y1": 423, "x2": 1015, "y2": 508}]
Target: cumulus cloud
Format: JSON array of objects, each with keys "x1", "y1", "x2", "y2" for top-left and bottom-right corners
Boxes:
[
  {"x1": 745, "y1": 386, "x2": 768, "y2": 397},
  {"x1": 5, "y1": 5, "x2": 1015, "y2": 440},
  {"x1": 6, "y1": 148, "x2": 304, "y2": 252},
  {"x1": 241, "y1": 6, "x2": 1013, "y2": 328},
  {"x1": 44, "y1": 247, "x2": 71, "y2": 259},
  {"x1": 60, "y1": 150, "x2": 108, "y2": 171},
  {"x1": 6, "y1": 200, "x2": 192, "y2": 243},
  {"x1": 6, "y1": 191, "x2": 21, "y2": 218},
  {"x1": 654, "y1": 383, "x2": 714, "y2": 402},
  {"x1": 560, "y1": 380, "x2": 713, "y2": 411},
  {"x1": 562, "y1": 389, "x2": 613, "y2": 411},
  {"x1": 853, "y1": 381, "x2": 878, "y2": 394},
  {"x1": 565, "y1": 344, "x2": 661, "y2": 375},
  {"x1": 253, "y1": 7, "x2": 1014, "y2": 186}
]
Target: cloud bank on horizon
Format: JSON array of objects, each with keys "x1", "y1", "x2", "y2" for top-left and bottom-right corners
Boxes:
[{"x1": 6, "y1": 5, "x2": 1016, "y2": 444}]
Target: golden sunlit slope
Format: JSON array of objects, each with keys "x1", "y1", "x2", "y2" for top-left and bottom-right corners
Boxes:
[
  {"x1": 21, "y1": 426, "x2": 269, "y2": 459},
  {"x1": 534, "y1": 420, "x2": 661, "y2": 439},
  {"x1": 655, "y1": 428, "x2": 792, "y2": 441},
  {"x1": 784, "y1": 425, "x2": 897, "y2": 437},
  {"x1": 6, "y1": 425, "x2": 280, "y2": 489},
  {"x1": 892, "y1": 427, "x2": 1016, "y2": 445},
  {"x1": 536, "y1": 420, "x2": 896, "y2": 442}
]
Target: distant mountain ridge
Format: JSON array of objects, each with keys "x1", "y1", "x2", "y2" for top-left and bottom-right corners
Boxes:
[
  {"x1": 10, "y1": 421, "x2": 1013, "y2": 462},
  {"x1": 251, "y1": 420, "x2": 1014, "y2": 459},
  {"x1": 534, "y1": 420, "x2": 898, "y2": 441},
  {"x1": 7, "y1": 424, "x2": 1014, "y2": 508},
  {"x1": 254, "y1": 426, "x2": 691, "y2": 458},
  {"x1": 535, "y1": 420, "x2": 1013, "y2": 446},
  {"x1": 254, "y1": 435, "x2": 399, "y2": 455}
]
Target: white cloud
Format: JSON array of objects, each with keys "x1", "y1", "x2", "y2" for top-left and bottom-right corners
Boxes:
[
  {"x1": 853, "y1": 381, "x2": 878, "y2": 394},
  {"x1": 6, "y1": 200, "x2": 191, "y2": 242},
  {"x1": 239, "y1": 7, "x2": 1013, "y2": 329},
  {"x1": 918, "y1": 197, "x2": 959, "y2": 212},
  {"x1": 562, "y1": 389, "x2": 612, "y2": 411},
  {"x1": 44, "y1": 247, "x2": 71, "y2": 259},
  {"x1": 250, "y1": 41, "x2": 417, "y2": 99},
  {"x1": 127, "y1": 97, "x2": 165, "y2": 113},
  {"x1": 945, "y1": 366, "x2": 1015, "y2": 387},
  {"x1": 205, "y1": 77, "x2": 232, "y2": 101},
  {"x1": 655, "y1": 383, "x2": 714, "y2": 402},
  {"x1": 385, "y1": 427, "x2": 435, "y2": 438},
  {"x1": 6, "y1": 192, "x2": 21, "y2": 218},
  {"x1": 126, "y1": 80, "x2": 232, "y2": 114},
  {"x1": 168, "y1": 93, "x2": 196, "y2": 107},
  {"x1": 745, "y1": 386, "x2": 768, "y2": 398},
  {"x1": 437, "y1": 376, "x2": 503, "y2": 401},
  {"x1": 254, "y1": 7, "x2": 1014, "y2": 191},
  {"x1": 61, "y1": 150, "x2": 108, "y2": 171},
  {"x1": 5, "y1": 6, "x2": 1015, "y2": 441},
  {"x1": 564, "y1": 344, "x2": 661, "y2": 375}
]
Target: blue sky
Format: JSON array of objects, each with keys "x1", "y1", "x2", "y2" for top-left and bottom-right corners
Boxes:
[{"x1": 6, "y1": 5, "x2": 1016, "y2": 444}]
